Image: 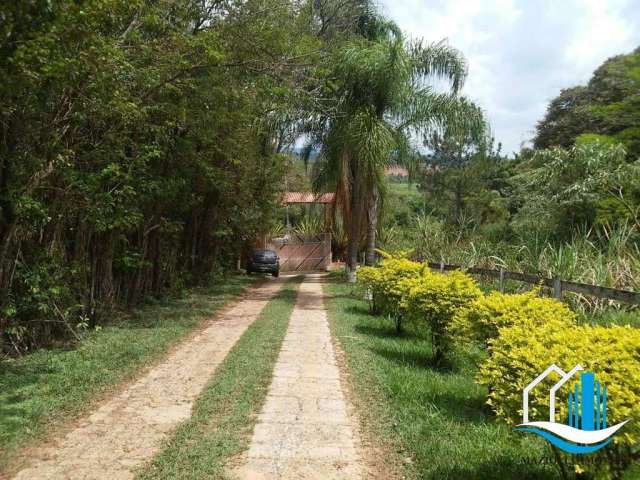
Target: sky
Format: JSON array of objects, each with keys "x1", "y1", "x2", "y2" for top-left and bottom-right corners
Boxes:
[{"x1": 379, "y1": 0, "x2": 640, "y2": 155}]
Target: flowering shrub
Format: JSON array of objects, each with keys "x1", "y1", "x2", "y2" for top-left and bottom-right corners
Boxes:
[
  {"x1": 357, "y1": 250, "x2": 640, "y2": 476},
  {"x1": 478, "y1": 321, "x2": 640, "y2": 477},
  {"x1": 450, "y1": 288, "x2": 576, "y2": 347},
  {"x1": 399, "y1": 269, "x2": 482, "y2": 363},
  {"x1": 357, "y1": 257, "x2": 423, "y2": 322}
]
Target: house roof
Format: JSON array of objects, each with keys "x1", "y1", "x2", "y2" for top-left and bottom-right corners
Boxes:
[
  {"x1": 283, "y1": 192, "x2": 335, "y2": 204},
  {"x1": 385, "y1": 165, "x2": 409, "y2": 177}
]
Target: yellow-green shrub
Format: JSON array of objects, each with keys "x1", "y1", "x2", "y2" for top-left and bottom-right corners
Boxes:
[
  {"x1": 354, "y1": 265, "x2": 381, "y2": 305},
  {"x1": 356, "y1": 258, "x2": 423, "y2": 320},
  {"x1": 478, "y1": 321, "x2": 640, "y2": 477},
  {"x1": 450, "y1": 288, "x2": 576, "y2": 347},
  {"x1": 399, "y1": 269, "x2": 482, "y2": 363}
]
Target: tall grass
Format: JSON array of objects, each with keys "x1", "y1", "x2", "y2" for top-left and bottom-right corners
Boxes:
[{"x1": 405, "y1": 216, "x2": 640, "y2": 311}]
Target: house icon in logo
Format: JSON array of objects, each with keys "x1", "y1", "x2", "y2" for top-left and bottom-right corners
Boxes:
[{"x1": 516, "y1": 364, "x2": 628, "y2": 454}]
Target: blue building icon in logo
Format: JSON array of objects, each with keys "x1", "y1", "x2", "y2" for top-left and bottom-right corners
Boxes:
[
  {"x1": 516, "y1": 364, "x2": 628, "y2": 454},
  {"x1": 567, "y1": 371, "x2": 606, "y2": 431}
]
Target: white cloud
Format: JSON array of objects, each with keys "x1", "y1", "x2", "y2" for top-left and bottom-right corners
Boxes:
[{"x1": 379, "y1": 0, "x2": 640, "y2": 154}]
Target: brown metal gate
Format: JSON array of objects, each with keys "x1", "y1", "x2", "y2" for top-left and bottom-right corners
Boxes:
[{"x1": 266, "y1": 233, "x2": 332, "y2": 272}]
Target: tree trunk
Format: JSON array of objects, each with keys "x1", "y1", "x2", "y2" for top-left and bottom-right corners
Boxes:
[
  {"x1": 454, "y1": 185, "x2": 462, "y2": 225},
  {"x1": 90, "y1": 231, "x2": 115, "y2": 323},
  {"x1": 365, "y1": 183, "x2": 379, "y2": 266},
  {"x1": 346, "y1": 242, "x2": 358, "y2": 282},
  {"x1": 345, "y1": 174, "x2": 361, "y2": 283}
]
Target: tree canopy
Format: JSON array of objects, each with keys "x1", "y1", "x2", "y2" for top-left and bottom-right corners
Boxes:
[
  {"x1": 534, "y1": 47, "x2": 640, "y2": 158},
  {"x1": 0, "y1": 0, "x2": 345, "y2": 351}
]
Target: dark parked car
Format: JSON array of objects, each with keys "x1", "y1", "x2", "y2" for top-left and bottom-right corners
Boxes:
[{"x1": 247, "y1": 249, "x2": 280, "y2": 277}]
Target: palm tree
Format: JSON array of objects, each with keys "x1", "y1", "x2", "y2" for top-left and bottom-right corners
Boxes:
[{"x1": 312, "y1": 14, "x2": 485, "y2": 281}]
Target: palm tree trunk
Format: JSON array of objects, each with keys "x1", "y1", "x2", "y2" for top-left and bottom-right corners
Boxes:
[
  {"x1": 346, "y1": 175, "x2": 361, "y2": 283},
  {"x1": 365, "y1": 184, "x2": 379, "y2": 266}
]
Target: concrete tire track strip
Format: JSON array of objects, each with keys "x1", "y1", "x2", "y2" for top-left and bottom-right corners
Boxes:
[
  {"x1": 12, "y1": 278, "x2": 285, "y2": 480},
  {"x1": 232, "y1": 274, "x2": 364, "y2": 480}
]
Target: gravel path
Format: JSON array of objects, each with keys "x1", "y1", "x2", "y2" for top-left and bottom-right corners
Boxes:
[
  {"x1": 12, "y1": 278, "x2": 284, "y2": 480},
  {"x1": 232, "y1": 274, "x2": 363, "y2": 480}
]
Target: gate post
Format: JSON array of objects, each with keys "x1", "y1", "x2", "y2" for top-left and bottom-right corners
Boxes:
[
  {"x1": 553, "y1": 276, "x2": 562, "y2": 299},
  {"x1": 324, "y1": 232, "x2": 332, "y2": 270}
]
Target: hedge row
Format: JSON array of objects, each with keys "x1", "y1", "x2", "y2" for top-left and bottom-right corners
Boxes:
[{"x1": 357, "y1": 253, "x2": 640, "y2": 478}]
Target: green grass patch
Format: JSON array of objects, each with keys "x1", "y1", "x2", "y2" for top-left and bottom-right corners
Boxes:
[
  {"x1": 386, "y1": 180, "x2": 425, "y2": 217},
  {"x1": 0, "y1": 275, "x2": 255, "y2": 470},
  {"x1": 324, "y1": 279, "x2": 562, "y2": 480},
  {"x1": 387, "y1": 179, "x2": 422, "y2": 198},
  {"x1": 578, "y1": 308, "x2": 640, "y2": 328},
  {"x1": 136, "y1": 276, "x2": 301, "y2": 479}
]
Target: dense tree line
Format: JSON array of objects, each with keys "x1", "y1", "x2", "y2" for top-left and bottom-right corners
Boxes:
[
  {"x1": 7, "y1": 1, "x2": 635, "y2": 352},
  {"x1": 534, "y1": 47, "x2": 640, "y2": 158},
  {"x1": 0, "y1": 0, "x2": 375, "y2": 352}
]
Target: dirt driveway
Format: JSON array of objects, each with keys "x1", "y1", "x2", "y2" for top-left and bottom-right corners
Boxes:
[{"x1": 12, "y1": 279, "x2": 284, "y2": 480}]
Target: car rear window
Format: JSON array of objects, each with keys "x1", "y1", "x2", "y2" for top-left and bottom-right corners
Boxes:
[{"x1": 253, "y1": 250, "x2": 277, "y2": 261}]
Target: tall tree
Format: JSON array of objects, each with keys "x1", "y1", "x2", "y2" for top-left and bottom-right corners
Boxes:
[
  {"x1": 421, "y1": 131, "x2": 507, "y2": 228},
  {"x1": 312, "y1": 13, "x2": 484, "y2": 280},
  {"x1": 533, "y1": 86, "x2": 592, "y2": 149}
]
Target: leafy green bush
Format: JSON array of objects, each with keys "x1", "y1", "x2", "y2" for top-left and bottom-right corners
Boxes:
[
  {"x1": 478, "y1": 321, "x2": 640, "y2": 478},
  {"x1": 450, "y1": 288, "x2": 576, "y2": 347},
  {"x1": 399, "y1": 269, "x2": 482, "y2": 363},
  {"x1": 356, "y1": 256, "x2": 424, "y2": 322}
]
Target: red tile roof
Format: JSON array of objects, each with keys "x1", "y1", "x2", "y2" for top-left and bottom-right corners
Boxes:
[
  {"x1": 282, "y1": 192, "x2": 335, "y2": 204},
  {"x1": 385, "y1": 165, "x2": 409, "y2": 177}
]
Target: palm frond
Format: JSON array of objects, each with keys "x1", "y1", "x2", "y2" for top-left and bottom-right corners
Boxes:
[
  {"x1": 397, "y1": 90, "x2": 486, "y2": 143},
  {"x1": 409, "y1": 39, "x2": 468, "y2": 93},
  {"x1": 356, "y1": 9, "x2": 403, "y2": 42}
]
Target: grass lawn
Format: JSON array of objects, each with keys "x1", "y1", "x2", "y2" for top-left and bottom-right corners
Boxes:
[
  {"x1": 324, "y1": 278, "x2": 562, "y2": 480},
  {"x1": 578, "y1": 308, "x2": 640, "y2": 328},
  {"x1": 0, "y1": 274, "x2": 255, "y2": 471},
  {"x1": 387, "y1": 179, "x2": 422, "y2": 197},
  {"x1": 137, "y1": 276, "x2": 302, "y2": 479},
  {"x1": 386, "y1": 180, "x2": 425, "y2": 216}
]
